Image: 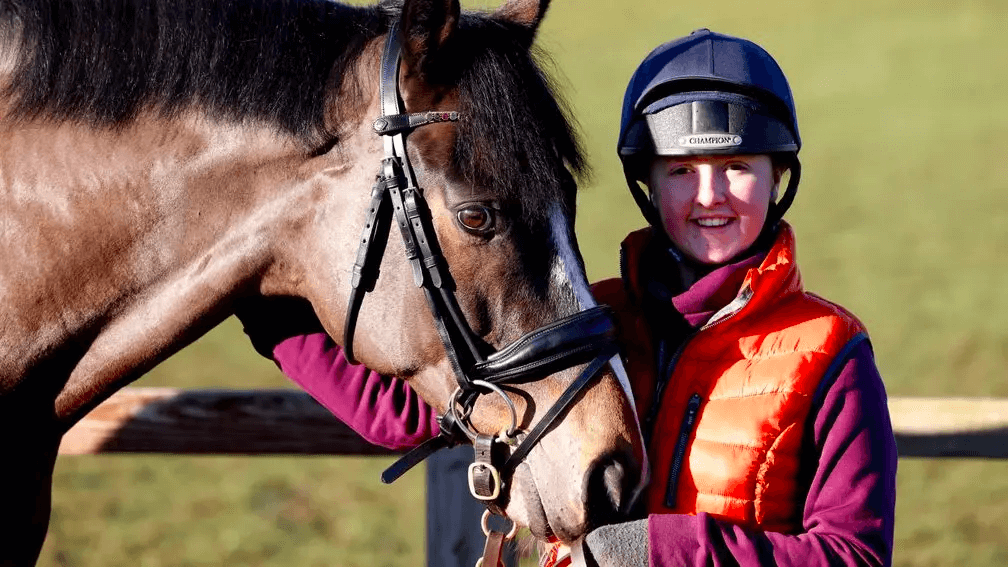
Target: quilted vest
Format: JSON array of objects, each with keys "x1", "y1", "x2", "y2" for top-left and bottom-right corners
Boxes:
[{"x1": 592, "y1": 223, "x2": 867, "y2": 533}]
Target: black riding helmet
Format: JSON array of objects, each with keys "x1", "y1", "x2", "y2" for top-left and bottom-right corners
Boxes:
[{"x1": 617, "y1": 29, "x2": 802, "y2": 235}]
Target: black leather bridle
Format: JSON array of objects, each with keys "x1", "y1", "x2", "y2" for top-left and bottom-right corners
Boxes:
[{"x1": 343, "y1": 22, "x2": 621, "y2": 505}]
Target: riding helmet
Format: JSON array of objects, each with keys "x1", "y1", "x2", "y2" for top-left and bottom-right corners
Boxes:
[{"x1": 617, "y1": 29, "x2": 802, "y2": 230}]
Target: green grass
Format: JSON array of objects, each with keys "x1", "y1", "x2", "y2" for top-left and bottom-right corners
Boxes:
[{"x1": 39, "y1": 0, "x2": 1008, "y2": 565}]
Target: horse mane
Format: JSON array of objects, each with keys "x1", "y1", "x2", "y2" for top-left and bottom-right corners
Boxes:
[
  {"x1": 1, "y1": 0, "x2": 388, "y2": 144},
  {"x1": 1, "y1": 0, "x2": 585, "y2": 210}
]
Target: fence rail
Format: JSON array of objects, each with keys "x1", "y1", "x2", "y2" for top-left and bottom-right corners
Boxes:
[
  {"x1": 57, "y1": 388, "x2": 397, "y2": 456},
  {"x1": 58, "y1": 388, "x2": 1008, "y2": 458}
]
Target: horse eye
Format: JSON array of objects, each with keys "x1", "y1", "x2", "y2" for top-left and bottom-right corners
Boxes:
[{"x1": 456, "y1": 206, "x2": 494, "y2": 233}]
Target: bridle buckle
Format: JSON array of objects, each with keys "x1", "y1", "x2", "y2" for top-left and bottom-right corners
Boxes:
[
  {"x1": 469, "y1": 433, "x2": 504, "y2": 501},
  {"x1": 468, "y1": 461, "x2": 502, "y2": 501}
]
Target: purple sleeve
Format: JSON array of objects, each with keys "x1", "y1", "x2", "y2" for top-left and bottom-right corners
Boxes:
[
  {"x1": 648, "y1": 340, "x2": 897, "y2": 567},
  {"x1": 269, "y1": 332, "x2": 440, "y2": 450}
]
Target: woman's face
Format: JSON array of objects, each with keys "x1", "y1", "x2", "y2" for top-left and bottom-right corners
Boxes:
[{"x1": 648, "y1": 154, "x2": 780, "y2": 265}]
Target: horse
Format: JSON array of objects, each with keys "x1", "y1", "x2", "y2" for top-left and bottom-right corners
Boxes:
[{"x1": 0, "y1": 0, "x2": 647, "y2": 562}]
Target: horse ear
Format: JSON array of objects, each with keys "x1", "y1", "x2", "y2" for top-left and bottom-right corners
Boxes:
[
  {"x1": 400, "y1": 0, "x2": 461, "y2": 79},
  {"x1": 494, "y1": 0, "x2": 550, "y2": 42}
]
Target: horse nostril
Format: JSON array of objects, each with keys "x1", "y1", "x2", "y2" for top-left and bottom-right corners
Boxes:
[{"x1": 585, "y1": 451, "x2": 638, "y2": 529}]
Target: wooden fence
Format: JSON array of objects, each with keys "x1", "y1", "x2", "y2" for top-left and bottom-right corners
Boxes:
[
  {"x1": 58, "y1": 387, "x2": 1008, "y2": 458},
  {"x1": 55, "y1": 388, "x2": 1008, "y2": 567}
]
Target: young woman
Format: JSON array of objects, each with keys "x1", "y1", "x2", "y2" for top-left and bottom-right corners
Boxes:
[{"x1": 238, "y1": 29, "x2": 897, "y2": 567}]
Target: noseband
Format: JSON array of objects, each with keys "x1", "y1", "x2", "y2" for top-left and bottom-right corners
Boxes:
[{"x1": 343, "y1": 23, "x2": 620, "y2": 506}]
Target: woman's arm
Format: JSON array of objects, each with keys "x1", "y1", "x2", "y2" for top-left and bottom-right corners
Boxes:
[
  {"x1": 269, "y1": 333, "x2": 440, "y2": 450},
  {"x1": 236, "y1": 298, "x2": 439, "y2": 450}
]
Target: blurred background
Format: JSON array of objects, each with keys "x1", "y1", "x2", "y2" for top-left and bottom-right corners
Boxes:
[{"x1": 39, "y1": 0, "x2": 1008, "y2": 565}]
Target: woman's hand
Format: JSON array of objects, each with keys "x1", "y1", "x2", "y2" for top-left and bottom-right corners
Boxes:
[
  {"x1": 577, "y1": 518, "x2": 648, "y2": 567},
  {"x1": 234, "y1": 296, "x2": 326, "y2": 359}
]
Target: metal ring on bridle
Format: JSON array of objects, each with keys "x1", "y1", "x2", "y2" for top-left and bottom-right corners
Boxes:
[
  {"x1": 480, "y1": 509, "x2": 518, "y2": 541},
  {"x1": 449, "y1": 380, "x2": 519, "y2": 441}
]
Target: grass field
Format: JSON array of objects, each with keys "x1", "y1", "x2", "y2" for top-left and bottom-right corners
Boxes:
[{"x1": 38, "y1": 0, "x2": 1008, "y2": 565}]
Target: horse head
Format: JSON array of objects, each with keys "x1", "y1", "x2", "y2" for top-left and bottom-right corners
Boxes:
[{"x1": 271, "y1": 0, "x2": 647, "y2": 541}]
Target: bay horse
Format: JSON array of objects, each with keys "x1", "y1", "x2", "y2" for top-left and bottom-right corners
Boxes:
[{"x1": 0, "y1": 0, "x2": 646, "y2": 562}]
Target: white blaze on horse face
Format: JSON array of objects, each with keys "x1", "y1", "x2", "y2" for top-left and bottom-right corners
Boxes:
[
  {"x1": 547, "y1": 204, "x2": 651, "y2": 505},
  {"x1": 0, "y1": 23, "x2": 21, "y2": 89},
  {"x1": 546, "y1": 205, "x2": 638, "y2": 418}
]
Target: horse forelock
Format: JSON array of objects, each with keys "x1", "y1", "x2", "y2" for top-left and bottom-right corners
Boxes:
[
  {"x1": 450, "y1": 13, "x2": 586, "y2": 224},
  {"x1": 0, "y1": 0, "x2": 389, "y2": 147}
]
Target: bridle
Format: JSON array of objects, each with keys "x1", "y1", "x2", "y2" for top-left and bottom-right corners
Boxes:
[{"x1": 342, "y1": 22, "x2": 622, "y2": 508}]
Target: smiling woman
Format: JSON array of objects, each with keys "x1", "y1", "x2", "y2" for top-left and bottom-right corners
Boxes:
[{"x1": 552, "y1": 27, "x2": 897, "y2": 567}]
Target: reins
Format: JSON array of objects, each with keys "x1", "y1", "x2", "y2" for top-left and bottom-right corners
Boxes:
[{"x1": 343, "y1": 22, "x2": 620, "y2": 522}]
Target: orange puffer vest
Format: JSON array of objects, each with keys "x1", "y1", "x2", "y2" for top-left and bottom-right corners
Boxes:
[{"x1": 592, "y1": 223, "x2": 867, "y2": 533}]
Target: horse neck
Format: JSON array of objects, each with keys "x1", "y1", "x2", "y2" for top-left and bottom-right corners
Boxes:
[{"x1": 0, "y1": 111, "x2": 348, "y2": 409}]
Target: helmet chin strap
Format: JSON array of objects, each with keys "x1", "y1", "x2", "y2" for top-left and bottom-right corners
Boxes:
[
  {"x1": 743, "y1": 156, "x2": 802, "y2": 257},
  {"x1": 766, "y1": 156, "x2": 801, "y2": 230},
  {"x1": 624, "y1": 167, "x2": 663, "y2": 229}
]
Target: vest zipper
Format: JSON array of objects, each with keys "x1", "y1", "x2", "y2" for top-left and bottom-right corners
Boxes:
[
  {"x1": 665, "y1": 393, "x2": 702, "y2": 508},
  {"x1": 619, "y1": 244, "x2": 628, "y2": 287},
  {"x1": 643, "y1": 332, "x2": 693, "y2": 444},
  {"x1": 654, "y1": 292, "x2": 749, "y2": 507},
  {"x1": 656, "y1": 286, "x2": 753, "y2": 509}
]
